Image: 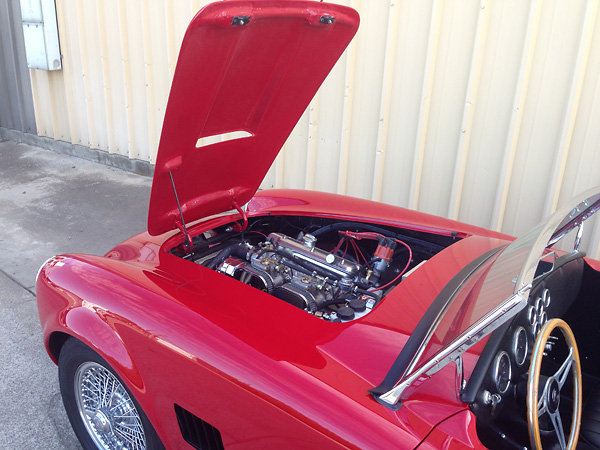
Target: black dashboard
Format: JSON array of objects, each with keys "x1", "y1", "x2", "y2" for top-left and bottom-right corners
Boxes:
[{"x1": 463, "y1": 251, "x2": 585, "y2": 425}]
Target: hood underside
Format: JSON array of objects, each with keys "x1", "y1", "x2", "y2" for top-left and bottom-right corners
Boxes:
[{"x1": 148, "y1": 1, "x2": 359, "y2": 236}]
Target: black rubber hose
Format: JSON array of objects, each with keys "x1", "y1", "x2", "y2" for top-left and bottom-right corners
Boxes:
[
  {"x1": 308, "y1": 222, "x2": 446, "y2": 253},
  {"x1": 206, "y1": 244, "x2": 248, "y2": 270},
  {"x1": 320, "y1": 298, "x2": 350, "y2": 308}
]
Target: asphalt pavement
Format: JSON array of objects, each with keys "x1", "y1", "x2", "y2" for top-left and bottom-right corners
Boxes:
[{"x1": 0, "y1": 140, "x2": 152, "y2": 449}]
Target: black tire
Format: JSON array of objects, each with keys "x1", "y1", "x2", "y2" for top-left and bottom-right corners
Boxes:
[{"x1": 58, "y1": 338, "x2": 165, "y2": 450}]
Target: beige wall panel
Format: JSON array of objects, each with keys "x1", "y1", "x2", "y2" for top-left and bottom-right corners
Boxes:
[
  {"x1": 457, "y1": 0, "x2": 531, "y2": 229},
  {"x1": 29, "y1": 70, "x2": 53, "y2": 137},
  {"x1": 30, "y1": 70, "x2": 69, "y2": 139},
  {"x1": 56, "y1": 0, "x2": 89, "y2": 147},
  {"x1": 121, "y1": 0, "x2": 151, "y2": 160},
  {"x1": 78, "y1": 0, "x2": 109, "y2": 151},
  {"x1": 141, "y1": 1, "x2": 171, "y2": 163},
  {"x1": 502, "y1": 1, "x2": 588, "y2": 236},
  {"x1": 47, "y1": 70, "x2": 70, "y2": 140},
  {"x1": 280, "y1": 109, "x2": 311, "y2": 190},
  {"x1": 558, "y1": 3, "x2": 600, "y2": 207},
  {"x1": 98, "y1": 0, "x2": 128, "y2": 155},
  {"x1": 417, "y1": 1, "x2": 480, "y2": 217},
  {"x1": 311, "y1": 60, "x2": 349, "y2": 194},
  {"x1": 166, "y1": 1, "x2": 196, "y2": 79},
  {"x1": 267, "y1": 52, "x2": 351, "y2": 193},
  {"x1": 379, "y1": 1, "x2": 434, "y2": 207},
  {"x1": 343, "y1": 0, "x2": 390, "y2": 199}
]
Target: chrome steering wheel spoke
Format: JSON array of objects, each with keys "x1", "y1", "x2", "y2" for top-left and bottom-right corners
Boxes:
[
  {"x1": 549, "y1": 408, "x2": 567, "y2": 450},
  {"x1": 555, "y1": 348, "x2": 574, "y2": 389}
]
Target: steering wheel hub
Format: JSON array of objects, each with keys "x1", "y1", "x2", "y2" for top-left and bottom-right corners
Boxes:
[{"x1": 546, "y1": 378, "x2": 560, "y2": 414}]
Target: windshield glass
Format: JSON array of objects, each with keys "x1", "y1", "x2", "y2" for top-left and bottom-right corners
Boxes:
[{"x1": 410, "y1": 188, "x2": 600, "y2": 378}]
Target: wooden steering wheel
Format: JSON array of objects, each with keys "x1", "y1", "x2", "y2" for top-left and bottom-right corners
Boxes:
[{"x1": 527, "y1": 319, "x2": 582, "y2": 450}]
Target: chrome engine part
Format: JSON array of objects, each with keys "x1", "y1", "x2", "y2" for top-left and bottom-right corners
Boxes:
[{"x1": 215, "y1": 232, "x2": 380, "y2": 321}]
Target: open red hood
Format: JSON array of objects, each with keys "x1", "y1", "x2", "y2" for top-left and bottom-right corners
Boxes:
[{"x1": 148, "y1": 1, "x2": 359, "y2": 236}]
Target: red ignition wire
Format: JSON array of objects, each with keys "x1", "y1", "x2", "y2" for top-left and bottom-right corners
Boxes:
[
  {"x1": 337, "y1": 231, "x2": 414, "y2": 287},
  {"x1": 332, "y1": 237, "x2": 345, "y2": 254},
  {"x1": 246, "y1": 230, "x2": 268, "y2": 240},
  {"x1": 373, "y1": 238, "x2": 413, "y2": 292},
  {"x1": 338, "y1": 230, "x2": 384, "y2": 241},
  {"x1": 352, "y1": 239, "x2": 368, "y2": 263},
  {"x1": 350, "y1": 239, "x2": 361, "y2": 263}
]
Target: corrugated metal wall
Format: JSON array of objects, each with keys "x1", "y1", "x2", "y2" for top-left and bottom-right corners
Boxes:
[
  {"x1": 0, "y1": 0, "x2": 36, "y2": 133},
  {"x1": 27, "y1": 0, "x2": 600, "y2": 257}
]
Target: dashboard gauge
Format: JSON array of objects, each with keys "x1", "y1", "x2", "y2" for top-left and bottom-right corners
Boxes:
[
  {"x1": 528, "y1": 305, "x2": 537, "y2": 325},
  {"x1": 533, "y1": 321, "x2": 540, "y2": 337},
  {"x1": 513, "y1": 327, "x2": 528, "y2": 366},
  {"x1": 539, "y1": 311, "x2": 548, "y2": 325},
  {"x1": 542, "y1": 288, "x2": 551, "y2": 307},
  {"x1": 535, "y1": 297, "x2": 544, "y2": 316},
  {"x1": 493, "y1": 351, "x2": 512, "y2": 394}
]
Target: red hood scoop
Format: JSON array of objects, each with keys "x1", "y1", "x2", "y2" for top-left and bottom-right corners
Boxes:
[{"x1": 148, "y1": 1, "x2": 359, "y2": 235}]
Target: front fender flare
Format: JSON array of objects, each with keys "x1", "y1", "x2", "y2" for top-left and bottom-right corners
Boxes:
[{"x1": 51, "y1": 307, "x2": 144, "y2": 392}]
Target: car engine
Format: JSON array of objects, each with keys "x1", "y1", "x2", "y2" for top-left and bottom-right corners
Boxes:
[
  {"x1": 172, "y1": 216, "x2": 455, "y2": 322},
  {"x1": 211, "y1": 232, "x2": 385, "y2": 321}
]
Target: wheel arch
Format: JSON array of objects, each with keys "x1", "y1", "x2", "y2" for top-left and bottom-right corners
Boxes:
[
  {"x1": 51, "y1": 306, "x2": 145, "y2": 393},
  {"x1": 48, "y1": 330, "x2": 70, "y2": 362}
]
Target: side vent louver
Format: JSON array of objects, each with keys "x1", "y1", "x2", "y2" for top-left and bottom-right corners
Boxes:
[{"x1": 174, "y1": 404, "x2": 225, "y2": 450}]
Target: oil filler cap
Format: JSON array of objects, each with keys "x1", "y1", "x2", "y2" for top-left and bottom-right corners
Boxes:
[
  {"x1": 348, "y1": 298, "x2": 366, "y2": 312},
  {"x1": 336, "y1": 306, "x2": 355, "y2": 321}
]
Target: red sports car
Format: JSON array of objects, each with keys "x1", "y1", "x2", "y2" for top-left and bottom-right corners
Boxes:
[{"x1": 36, "y1": 2, "x2": 600, "y2": 449}]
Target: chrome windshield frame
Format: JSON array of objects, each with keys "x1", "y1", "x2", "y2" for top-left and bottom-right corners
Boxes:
[
  {"x1": 378, "y1": 288, "x2": 529, "y2": 406},
  {"x1": 376, "y1": 187, "x2": 600, "y2": 408}
]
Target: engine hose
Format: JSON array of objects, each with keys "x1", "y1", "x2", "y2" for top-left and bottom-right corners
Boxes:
[
  {"x1": 206, "y1": 244, "x2": 248, "y2": 270},
  {"x1": 319, "y1": 298, "x2": 350, "y2": 308},
  {"x1": 307, "y1": 222, "x2": 445, "y2": 253}
]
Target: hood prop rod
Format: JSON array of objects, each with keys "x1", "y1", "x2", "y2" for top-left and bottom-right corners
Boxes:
[{"x1": 169, "y1": 171, "x2": 193, "y2": 252}]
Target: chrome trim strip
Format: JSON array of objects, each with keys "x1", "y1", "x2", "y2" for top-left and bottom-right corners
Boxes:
[
  {"x1": 518, "y1": 188, "x2": 600, "y2": 292},
  {"x1": 378, "y1": 291, "x2": 528, "y2": 406},
  {"x1": 574, "y1": 221, "x2": 584, "y2": 251},
  {"x1": 401, "y1": 249, "x2": 501, "y2": 378}
]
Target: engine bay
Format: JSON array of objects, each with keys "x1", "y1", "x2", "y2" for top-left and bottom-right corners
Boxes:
[{"x1": 171, "y1": 215, "x2": 459, "y2": 322}]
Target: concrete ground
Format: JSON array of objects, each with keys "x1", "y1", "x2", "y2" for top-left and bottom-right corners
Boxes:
[{"x1": 0, "y1": 140, "x2": 152, "y2": 449}]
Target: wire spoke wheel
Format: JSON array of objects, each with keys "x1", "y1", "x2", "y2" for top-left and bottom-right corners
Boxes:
[
  {"x1": 75, "y1": 362, "x2": 146, "y2": 450},
  {"x1": 58, "y1": 339, "x2": 164, "y2": 450}
]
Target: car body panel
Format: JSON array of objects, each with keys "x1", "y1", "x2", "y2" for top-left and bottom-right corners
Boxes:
[
  {"x1": 148, "y1": 1, "x2": 359, "y2": 236},
  {"x1": 246, "y1": 189, "x2": 514, "y2": 241},
  {"x1": 37, "y1": 188, "x2": 511, "y2": 448},
  {"x1": 416, "y1": 410, "x2": 481, "y2": 450}
]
